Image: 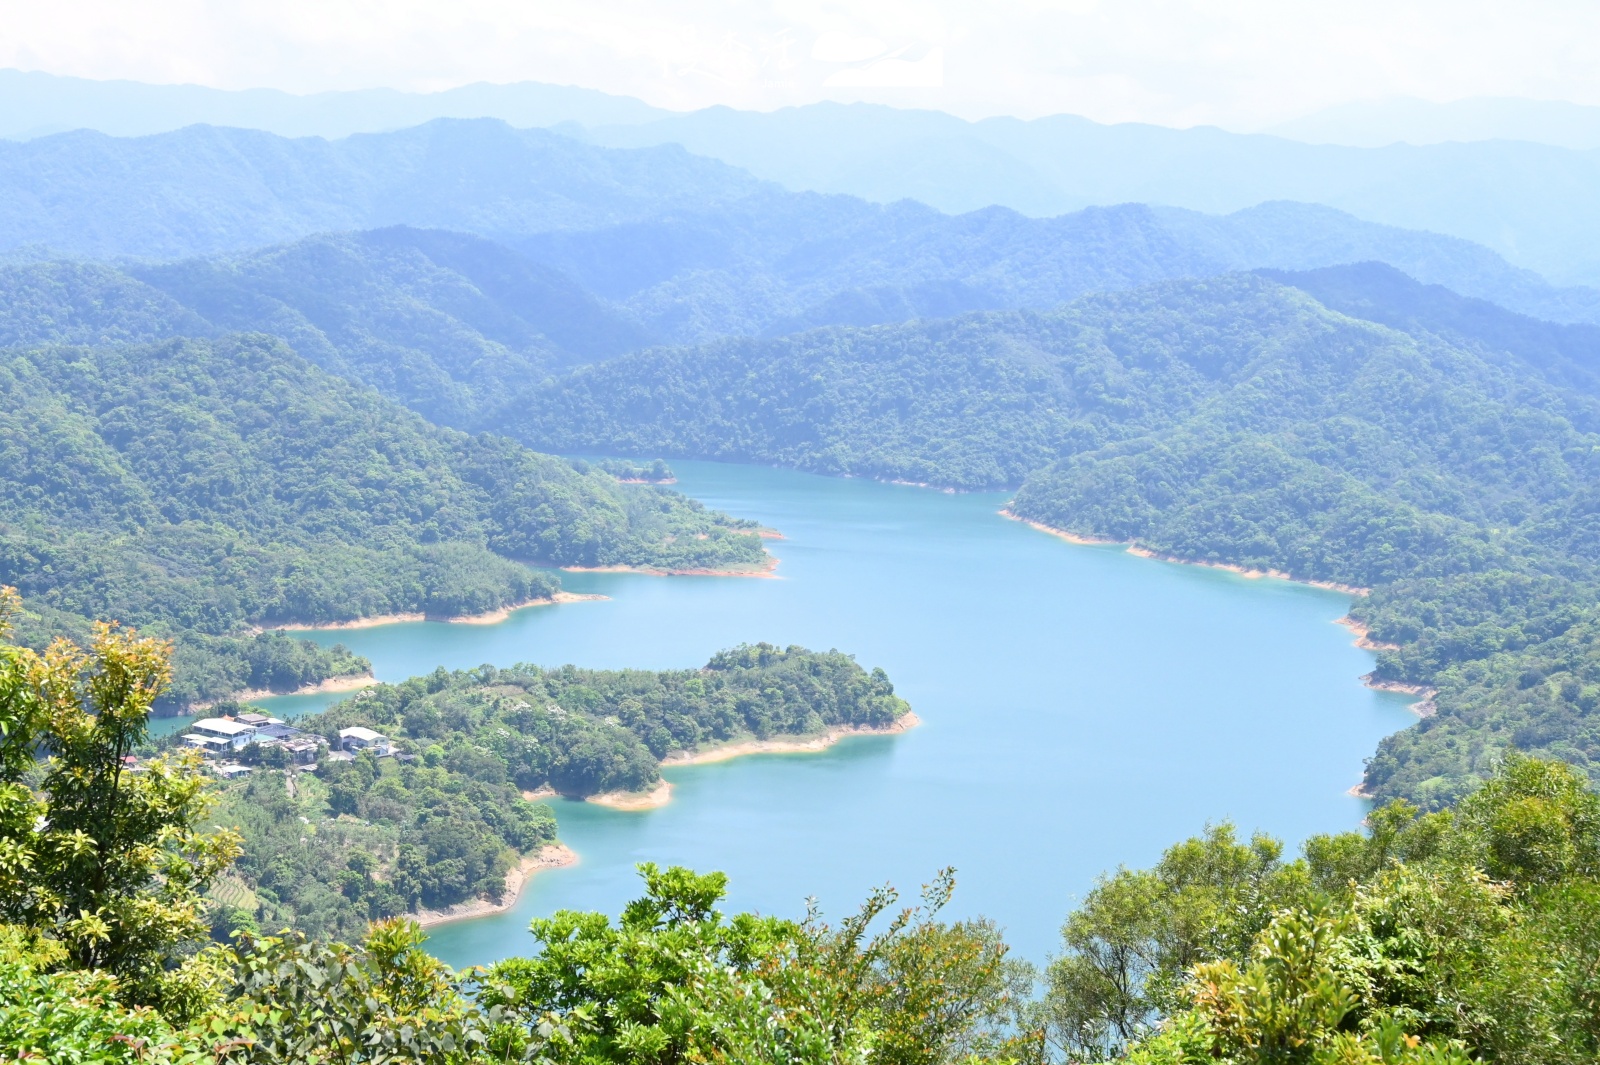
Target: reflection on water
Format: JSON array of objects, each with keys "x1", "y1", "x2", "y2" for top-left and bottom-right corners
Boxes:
[{"x1": 176, "y1": 462, "x2": 1417, "y2": 967}]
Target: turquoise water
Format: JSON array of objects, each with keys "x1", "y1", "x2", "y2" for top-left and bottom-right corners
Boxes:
[{"x1": 245, "y1": 462, "x2": 1413, "y2": 967}]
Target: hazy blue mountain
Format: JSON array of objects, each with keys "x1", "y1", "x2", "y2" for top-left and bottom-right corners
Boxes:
[
  {"x1": 4, "y1": 114, "x2": 1595, "y2": 328},
  {"x1": 12, "y1": 71, "x2": 1600, "y2": 285},
  {"x1": 0, "y1": 118, "x2": 767, "y2": 260},
  {"x1": 4, "y1": 200, "x2": 1596, "y2": 422},
  {"x1": 519, "y1": 198, "x2": 1600, "y2": 343},
  {"x1": 0, "y1": 68, "x2": 669, "y2": 141},
  {"x1": 584, "y1": 101, "x2": 1600, "y2": 287},
  {"x1": 1266, "y1": 96, "x2": 1600, "y2": 150}
]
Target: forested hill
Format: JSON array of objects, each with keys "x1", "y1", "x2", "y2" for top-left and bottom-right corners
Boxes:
[
  {"x1": 129, "y1": 228, "x2": 652, "y2": 429},
  {"x1": 0, "y1": 334, "x2": 766, "y2": 708},
  {"x1": 1, "y1": 116, "x2": 1594, "y2": 341},
  {"x1": 207, "y1": 644, "x2": 909, "y2": 940},
  {"x1": 0, "y1": 236, "x2": 648, "y2": 432},
  {"x1": 5, "y1": 215, "x2": 1593, "y2": 460},
  {"x1": 510, "y1": 273, "x2": 1600, "y2": 806},
  {"x1": 1258, "y1": 261, "x2": 1600, "y2": 395}
]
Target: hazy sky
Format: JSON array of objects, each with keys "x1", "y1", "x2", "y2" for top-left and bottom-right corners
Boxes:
[{"x1": 1, "y1": 0, "x2": 1596, "y2": 128}]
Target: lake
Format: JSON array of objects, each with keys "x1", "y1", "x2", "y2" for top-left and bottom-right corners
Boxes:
[{"x1": 243, "y1": 461, "x2": 1413, "y2": 968}]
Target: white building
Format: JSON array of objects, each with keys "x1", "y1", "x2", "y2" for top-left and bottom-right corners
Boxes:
[
  {"x1": 181, "y1": 733, "x2": 232, "y2": 756},
  {"x1": 338, "y1": 726, "x2": 390, "y2": 755},
  {"x1": 190, "y1": 717, "x2": 259, "y2": 751}
]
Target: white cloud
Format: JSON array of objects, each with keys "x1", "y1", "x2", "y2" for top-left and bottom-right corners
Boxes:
[
  {"x1": 811, "y1": 32, "x2": 888, "y2": 64},
  {"x1": 823, "y1": 46, "x2": 944, "y2": 89},
  {"x1": 0, "y1": 0, "x2": 1596, "y2": 127}
]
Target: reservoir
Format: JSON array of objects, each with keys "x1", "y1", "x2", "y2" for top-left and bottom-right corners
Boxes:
[{"x1": 259, "y1": 462, "x2": 1414, "y2": 967}]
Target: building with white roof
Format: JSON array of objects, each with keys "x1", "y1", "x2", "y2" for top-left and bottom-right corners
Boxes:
[
  {"x1": 190, "y1": 717, "x2": 259, "y2": 751},
  {"x1": 181, "y1": 733, "x2": 232, "y2": 756},
  {"x1": 338, "y1": 726, "x2": 391, "y2": 754}
]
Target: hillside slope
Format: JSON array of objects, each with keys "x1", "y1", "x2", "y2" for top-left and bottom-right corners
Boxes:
[
  {"x1": 509, "y1": 274, "x2": 1600, "y2": 805},
  {"x1": 0, "y1": 334, "x2": 765, "y2": 707}
]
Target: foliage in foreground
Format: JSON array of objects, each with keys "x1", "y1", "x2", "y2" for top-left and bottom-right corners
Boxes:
[
  {"x1": 9, "y1": 596, "x2": 1600, "y2": 1065},
  {"x1": 1038, "y1": 753, "x2": 1600, "y2": 1065}
]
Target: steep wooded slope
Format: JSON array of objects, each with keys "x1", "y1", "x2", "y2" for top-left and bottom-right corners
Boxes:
[
  {"x1": 0, "y1": 334, "x2": 764, "y2": 707},
  {"x1": 509, "y1": 274, "x2": 1600, "y2": 805}
]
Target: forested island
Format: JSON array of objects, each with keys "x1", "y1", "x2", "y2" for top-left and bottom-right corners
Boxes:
[
  {"x1": 187, "y1": 643, "x2": 910, "y2": 940},
  {"x1": 0, "y1": 335, "x2": 766, "y2": 709}
]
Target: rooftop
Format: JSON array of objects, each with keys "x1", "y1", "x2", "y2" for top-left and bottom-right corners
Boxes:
[{"x1": 192, "y1": 717, "x2": 256, "y2": 736}]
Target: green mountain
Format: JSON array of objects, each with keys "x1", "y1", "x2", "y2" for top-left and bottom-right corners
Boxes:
[
  {"x1": 129, "y1": 228, "x2": 651, "y2": 428},
  {"x1": 0, "y1": 333, "x2": 765, "y2": 709},
  {"x1": 508, "y1": 272, "x2": 1600, "y2": 806},
  {"x1": 0, "y1": 231, "x2": 648, "y2": 430}
]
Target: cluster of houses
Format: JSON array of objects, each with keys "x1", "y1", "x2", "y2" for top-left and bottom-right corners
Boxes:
[{"x1": 180, "y1": 713, "x2": 393, "y2": 778}]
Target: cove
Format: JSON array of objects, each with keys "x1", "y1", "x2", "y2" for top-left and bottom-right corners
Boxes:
[{"x1": 261, "y1": 461, "x2": 1415, "y2": 968}]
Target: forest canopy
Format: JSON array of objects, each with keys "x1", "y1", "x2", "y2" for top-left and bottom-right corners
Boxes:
[
  {"x1": 0, "y1": 333, "x2": 765, "y2": 707},
  {"x1": 196, "y1": 644, "x2": 910, "y2": 941},
  {"x1": 508, "y1": 270, "x2": 1600, "y2": 806}
]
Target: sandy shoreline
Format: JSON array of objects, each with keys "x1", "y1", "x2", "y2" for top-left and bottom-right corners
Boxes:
[
  {"x1": 663, "y1": 711, "x2": 923, "y2": 769},
  {"x1": 185, "y1": 673, "x2": 376, "y2": 712},
  {"x1": 518, "y1": 713, "x2": 923, "y2": 812},
  {"x1": 1360, "y1": 672, "x2": 1438, "y2": 717},
  {"x1": 1336, "y1": 616, "x2": 1400, "y2": 651},
  {"x1": 586, "y1": 780, "x2": 675, "y2": 810},
  {"x1": 271, "y1": 591, "x2": 608, "y2": 632},
  {"x1": 1000, "y1": 510, "x2": 1370, "y2": 595},
  {"x1": 414, "y1": 843, "x2": 578, "y2": 929},
  {"x1": 560, "y1": 554, "x2": 781, "y2": 579}
]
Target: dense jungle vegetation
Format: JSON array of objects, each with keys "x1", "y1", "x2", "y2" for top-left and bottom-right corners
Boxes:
[
  {"x1": 513, "y1": 269, "x2": 1600, "y2": 806},
  {"x1": 5, "y1": 598, "x2": 1599, "y2": 1064},
  {"x1": 0, "y1": 333, "x2": 764, "y2": 708},
  {"x1": 195, "y1": 644, "x2": 908, "y2": 941}
]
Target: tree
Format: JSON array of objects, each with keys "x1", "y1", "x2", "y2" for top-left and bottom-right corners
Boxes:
[{"x1": 0, "y1": 586, "x2": 240, "y2": 1012}]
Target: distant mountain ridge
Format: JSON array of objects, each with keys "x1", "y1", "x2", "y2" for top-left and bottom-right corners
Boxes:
[
  {"x1": 0, "y1": 118, "x2": 767, "y2": 260},
  {"x1": 0, "y1": 68, "x2": 670, "y2": 141},
  {"x1": 583, "y1": 101, "x2": 1600, "y2": 287},
  {"x1": 2, "y1": 208, "x2": 1597, "y2": 443},
  {"x1": 8, "y1": 70, "x2": 1600, "y2": 285},
  {"x1": 518, "y1": 199, "x2": 1600, "y2": 342}
]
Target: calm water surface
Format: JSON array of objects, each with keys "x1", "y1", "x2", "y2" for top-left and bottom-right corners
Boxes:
[{"x1": 223, "y1": 462, "x2": 1412, "y2": 967}]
